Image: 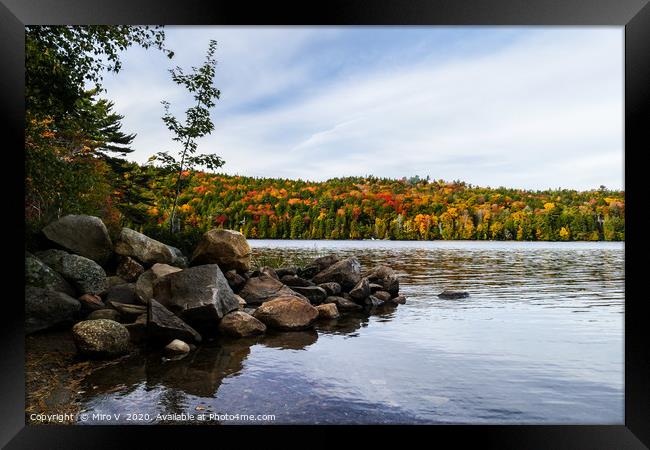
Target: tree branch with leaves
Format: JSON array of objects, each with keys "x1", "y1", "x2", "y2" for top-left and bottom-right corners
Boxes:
[{"x1": 149, "y1": 39, "x2": 225, "y2": 232}]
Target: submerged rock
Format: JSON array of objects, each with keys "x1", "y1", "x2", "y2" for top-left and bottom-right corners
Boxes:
[
  {"x1": 191, "y1": 228, "x2": 252, "y2": 272},
  {"x1": 42, "y1": 214, "x2": 113, "y2": 266},
  {"x1": 253, "y1": 296, "x2": 319, "y2": 330},
  {"x1": 218, "y1": 311, "x2": 266, "y2": 337},
  {"x1": 438, "y1": 290, "x2": 469, "y2": 299},
  {"x1": 72, "y1": 319, "x2": 130, "y2": 358}
]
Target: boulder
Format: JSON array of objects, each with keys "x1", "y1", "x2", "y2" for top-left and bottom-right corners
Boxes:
[
  {"x1": 106, "y1": 283, "x2": 139, "y2": 305},
  {"x1": 258, "y1": 267, "x2": 279, "y2": 280},
  {"x1": 135, "y1": 264, "x2": 182, "y2": 304},
  {"x1": 72, "y1": 319, "x2": 130, "y2": 358},
  {"x1": 349, "y1": 277, "x2": 370, "y2": 301},
  {"x1": 164, "y1": 339, "x2": 191, "y2": 355},
  {"x1": 253, "y1": 296, "x2": 319, "y2": 330},
  {"x1": 116, "y1": 256, "x2": 145, "y2": 282},
  {"x1": 148, "y1": 300, "x2": 202, "y2": 344},
  {"x1": 363, "y1": 265, "x2": 399, "y2": 296},
  {"x1": 438, "y1": 290, "x2": 469, "y2": 299},
  {"x1": 190, "y1": 228, "x2": 252, "y2": 272},
  {"x1": 225, "y1": 270, "x2": 247, "y2": 292},
  {"x1": 235, "y1": 294, "x2": 247, "y2": 310},
  {"x1": 364, "y1": 295, "x2": 385, "y2": 307},
  {"x1": 280, "y1": 275, "x2": 315, "y2": 287},
  {"x1": 108, "y1": 301, "x2": 147, "y2": 321},
  {"x1": 275, "y1": 267, "x2": 298, "y2": 278},
  {"x1": 25, "y1": 253, "x2": 75, "y2": 296},
  {"x1": 218, "y1": 311, "x2": 266, "y2": 337},
  {"x1": 45, "y1": 253, "x2": 108, "y2": 295},
  {"x1": 107, "y1": 276, "x2": 128, "y2": 288},
  {"x1": 324, "y1": 296, "x2": 363, "y2": 311},
  {"x1": 152, "y1": 264, "x2": 239, "y2": 329},
  {"x1": 239, "y1": 273, "x2": 307, "y2": 305},
  {"x1": 42, "y1": 215, "x2": 113, "y2": 266},
  {"x1": 34, "y1": 249, "x2": 69, "y2": 269},
  {"x1": 318, "y1": 282, "x2": 341, "y2": 296},
  {"x1": 114, "y1": 227, "x2": 174, "y2": 265},
  {"x1": 125, "y1": 314, "x2": 147, "y2": 343},
  {"x1": 290, "y1": 286, "x2": 328, "y2": 304},
  {"x1": 386, "y1": 294, "x2": 407, "y2": 305},
  {"x1": 25, "y1": 286, "x2": 81, "y2": 334},
  {"x1": 78, "y1": 293, "x2": 105, "y2": 314},
  {"x1": 166, "y1": 245, "x2": 189, "y2": 268},
  {"x1": 373, "y1": 290, "x2": 393, "y2": 303},
  {"x1": 87, "y1": 309, "x2": 121, "y2": 321},
  {"x1": 316, "y1": 303, "x2": 340, "y2": 320},
  {"x1": 312, "y1": 257, "x2": 362, "y2": 291},
  {"x1": 369, "y1": 283, "x2": 384, "y2": 293}
]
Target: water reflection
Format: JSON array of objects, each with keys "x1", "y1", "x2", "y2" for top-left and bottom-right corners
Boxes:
[{"x1": 77, "y1": 241, "x2": 624, "y2": 424}]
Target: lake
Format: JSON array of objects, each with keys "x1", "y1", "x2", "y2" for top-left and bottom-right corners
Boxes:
[{"x1": 77, "y1": 240, "x2": 624, "y2": 424}]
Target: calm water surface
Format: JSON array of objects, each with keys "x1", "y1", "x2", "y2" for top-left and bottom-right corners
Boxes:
[{"x1": 78, "y1": 240, "x2": 624, "y2": 424}]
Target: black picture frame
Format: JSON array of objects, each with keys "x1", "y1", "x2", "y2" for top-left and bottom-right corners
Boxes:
[{"x1": 2, "y1": 0, "x2": 648, "y2": 448}]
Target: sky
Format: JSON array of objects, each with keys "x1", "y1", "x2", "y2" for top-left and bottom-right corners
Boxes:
[{"x1": 101, "y1": 26, "x2": 624, "y2": 191}]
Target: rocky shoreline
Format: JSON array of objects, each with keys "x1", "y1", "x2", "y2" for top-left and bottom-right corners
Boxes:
[{"x1": 26, "y1": 214, "x2": 408, "y2": 361}]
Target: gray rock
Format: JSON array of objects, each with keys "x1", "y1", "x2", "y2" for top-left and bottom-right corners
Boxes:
[
  {"x1": 258, "y1": 267, "x2": 279, "y2": 280},
  {"x1": 25, "y1": 286, "x2": 81, "y2": 334},
  {"x1": 364, "y1": 295, "x2": 385, "y2": 307},
  {"x1": 134, "y1": 264, "x2": 182, "y2": 304},
  {"x1": 438, "y1": 290, "x2": 469, "y2": 299},
  {"x1": 108, "y1": 301, "x2": 147, "y2": 321},
  {"x1": 363, "y1": 265, "x2": 399, "y2": 296},
  {"x1": 42, "y1": 215, "x2": 113, "y2": 266},
  {"x1": 280, "y1": 274, "x2": 315, "y2": 287},
  {"x1": 72, "y1": 319, "x2": 130, "y2": 358},
  {"x1": 25, "y1": 254, "x2": 75, "y2": 296},
  {"x1": 225, "y1": 270, "x2": 247, "y2": 293},
  {"x1": 318, "y1": 282, "x2": 341, "y2": 296},
  {"x1": 239, "y1": 273, "x2": 307, "y2": 305},
  {"x1": 114, "y1": 227, "x2": 174, "y2": 265},
  {"x1": 148, "y1": 299, "x2": 202, "y2": 344},
  {"x1": 107, "y1": 276, "x2": 128, "y2": 288},
  {"x1": 290, "y1": 286, "x2": 328, "y2": 304},
  {"x1": 152, "y1": 264, "x2": 239, "y2": 330},
  {"x1": 349, "y1": 277, "x2": 370, "y2": 301},
  {"x1": 125, "y1": 314, "x2": 147, "y2": 343},
  {"x1": 324, "y1": 295, "x2": 363, "y2": 311},
  {"x1": 191, "y1": 228, "x2": 252, "y2": 272},
  {"x1": 34, "y1": 249, "x2": 69, "y2": 271},
  {"x1": 312, "y1": 257, "x2": 362, "y2": 291},
  {"x1": 106, "y1": 283, "x2": 139, "y2": 305},
  {"x1": 116, "y1": 256, "x2": 145, "y2": 282},
  {"x1": 253, "y1": 296, "x2": 319, "y2": 330},
  {"x1": 87, "y1": 309, "x2": 121, "y2": 321},
  {"x1": 166, "y1": 245, "x2": 189, "y2": 268},
  {"x1": 44, "y1": 253, "x2": 108, "y2": 295},
  {"x1": 218, "y1": 311, "x2": 266, "y2": 337}
]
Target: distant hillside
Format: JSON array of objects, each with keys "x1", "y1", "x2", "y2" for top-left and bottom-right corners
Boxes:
[{"x1": 135, "y1": 171, "x2": 624, "y2": 242}]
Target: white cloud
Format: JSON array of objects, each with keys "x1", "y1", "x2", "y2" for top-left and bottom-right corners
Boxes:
[{"x1": 103, "y1": 27, "x2": 623, "y2": 191}]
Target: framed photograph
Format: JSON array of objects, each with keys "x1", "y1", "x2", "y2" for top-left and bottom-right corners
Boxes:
[{"x1": 2, "y1": 0, "x2": 648, "y2": 447}]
